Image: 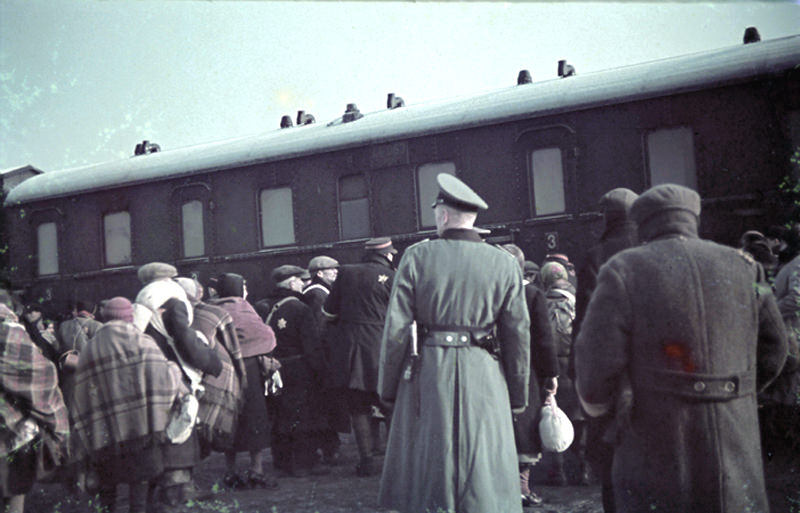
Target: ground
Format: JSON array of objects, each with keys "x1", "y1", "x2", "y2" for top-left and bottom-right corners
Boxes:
[{"x1": 22, "y1": 432, "x2": 798, "y2": 513}]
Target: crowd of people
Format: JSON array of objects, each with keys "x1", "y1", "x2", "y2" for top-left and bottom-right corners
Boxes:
[{"x1": 1, "y1": 174, "x2": 798, "y2": 513}]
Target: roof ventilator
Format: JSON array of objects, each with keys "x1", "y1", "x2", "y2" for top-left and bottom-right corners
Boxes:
[
  {"x1": 296, "y1": 110, "x2": 315, "y2": 125},
  {"x1": 387, "y1": 93, "x2": 405, "y2": 109},
  {"x1": 558, "y1": 60, "x2": 576, "y2": 78},
  {"x1": 517, "y1": 70, "x2": 532, "y2": 85},
  {"x1": 134, "y1": 140, "x2": 161, "y2": 156},
  {"x1": 343, "y1": 103, "x2": 364, "y2": 123},
  {"x1": 280, "y1": 115, "x2": 293, "y2": 128},
  {"x1": 743, "y1": 27, "x2": 761, "y2": 44}
]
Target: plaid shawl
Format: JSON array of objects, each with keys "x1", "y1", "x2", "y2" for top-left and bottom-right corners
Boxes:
[
  {"x1": 0, "y1": 305, "x2": 69, "y2": 458},
  {"x1": 71, "y1": 320, "x2": 182, "y2": 462},
  {"x1": 191, "y1": 302, "x2": 246, "y2": 451}
]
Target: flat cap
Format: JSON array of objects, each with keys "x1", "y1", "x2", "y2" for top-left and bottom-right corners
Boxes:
[
  {"x1": 523, "y1": 260, "x2": 540, "y2": 275},
  {"x1": 431, "y1": 173, "x2": 488, "y2": 212},
  {"x1": 630, "y1": 184, "x2": 701, "y2": 226},
  {"x1": 308, "y1": 255, "x2": 339, "y2": 272},
  {"x1": 365, "y1": 237, "x2": 398, "y2": 254},
  {"x1": 137, "y1": 262, "x2": 177, "y2": 284},
  {"x1": 599, "y1": 188, "x2": 639, "y2": 214},
  {"x1": 271, "y1": 264, "x2": 310, "y2": 283}
]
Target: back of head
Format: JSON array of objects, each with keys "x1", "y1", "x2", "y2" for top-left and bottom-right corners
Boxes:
[
  {"x1": 541, "y1": 261, "x2": 569, "y2": 290},
  {"x1": 74, "y1": 300, "x2": 96, "y2": 314},
  {"x1": 501, "y1": 243, "x2": 525, "y2": 271},
  {"x1": 600, "y1": 187, "x2": 639, "y2": 227},
  {"x1": 175, "y1": 277, "x2": 202, "y2": 302},
  {"x1": 103, "y1": 297, "x2": 134, "y2": 323},
  {"x1": 364, "y1": 237, "x2": 398, "y2": 257},
  {"x1": 216, "y1": 273, "x2": 245, "y2": 298},
  {"x1": 630, "y1": 184, "x2": 701, "y2": 242},
  {"x1": 137, "y1": 262, "x2": 178, "y2": 285}
]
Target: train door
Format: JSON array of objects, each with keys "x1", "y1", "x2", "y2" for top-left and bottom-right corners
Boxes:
[{"x1": 514, "y1": 125, "x2": 578, "y2": 262}]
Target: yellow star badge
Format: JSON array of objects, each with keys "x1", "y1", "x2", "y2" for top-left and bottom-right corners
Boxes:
[
  {"x1": 378, "y1": 274, "x2": 389, "y2": 284},
  {"x1": 277, "y1": 318, "x2": 288, "y2": 329}
]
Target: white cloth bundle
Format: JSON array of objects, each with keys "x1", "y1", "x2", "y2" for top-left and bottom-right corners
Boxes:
[{"x1": 539, "y1": 395, "x2": 574, "y2": 453}]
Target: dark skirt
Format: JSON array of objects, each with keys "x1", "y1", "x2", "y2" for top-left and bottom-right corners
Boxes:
[
  {"x1": 268, "y1": 357, "x2": 328, "y2": 435},
  {"x1": 0, "y1": 445, "x2": 37, "y2": 497},
  {"x1": 93, "y1": 442, "x2": 165, "y2": 484},
  {"x1": 231, "y1": 356, "x2": 271, "y2": 452},
  {"x1": 556, "y1": 356, "x2": 585, "y2": 422}
]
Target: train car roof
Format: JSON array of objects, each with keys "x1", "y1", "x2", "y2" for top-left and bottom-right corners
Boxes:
[{"x1": 6, "y1": 34, "x2": 800, "y2": 206}]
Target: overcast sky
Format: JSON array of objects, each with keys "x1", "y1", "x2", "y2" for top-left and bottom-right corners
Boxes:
[{"x1": 1, "y1": 1, "x2": 798, "y2": 173}]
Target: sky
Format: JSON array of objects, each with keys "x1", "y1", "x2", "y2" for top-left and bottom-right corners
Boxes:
[{"x1": 1, "y1": 1, "x2": 799, "y2": 173}]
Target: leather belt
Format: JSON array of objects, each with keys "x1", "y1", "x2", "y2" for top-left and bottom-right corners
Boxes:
[{"x1": 420, "y1": 325, "x2": 494, "y2": 348}]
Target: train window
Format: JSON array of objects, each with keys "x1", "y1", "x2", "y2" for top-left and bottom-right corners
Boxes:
[
  {"x1": 417, "y1": 162, "x2": 455, "y2": 228},
  {"x1": 530, "y1": 148, "x2": 566, "y2": 215},
  {"x1": 181, "y1": 200, "x2": 204, "y2": 258},
  {"x1": 339, "y1": 174, "x2": 370, "y2": 240},
  {"x1": 37, "y1": 222, "x2": 58, "y2": 276},
  {"x1": 260, "y1": 187, "x2": 295, "y2": 247},
  {"x1": 103, "y1": 211, "x2": 132, "y2": 266},
  {"x1": 646, "y1": 127, "x2": 698, "y2": 189}
]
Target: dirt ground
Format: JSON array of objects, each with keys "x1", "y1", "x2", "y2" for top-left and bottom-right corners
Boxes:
[{"x1": 22, "y1": 432, "x2": 798, "y2": 513}]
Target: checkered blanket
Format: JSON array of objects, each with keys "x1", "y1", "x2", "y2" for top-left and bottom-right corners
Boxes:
[
  {"x1": 192, "y1": 302, "x2": 246, "y2": 451},
  {"x1": 71, "y1": 320, "x2": 182, "y2": 461},
  {"x1": 0, "y1": 304, "x2": 69, "y2": 458}
]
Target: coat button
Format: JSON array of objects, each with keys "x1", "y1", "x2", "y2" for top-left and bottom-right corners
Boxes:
[
  {"x1": 723, "y1": 381, "x2": 736, "y2": 393},
  {"x1": 445, "y1": 335, "x2": 453, "y2": 342},
  {"x1": 693, "y1": 381, "x2": 706, "y2": 392}
]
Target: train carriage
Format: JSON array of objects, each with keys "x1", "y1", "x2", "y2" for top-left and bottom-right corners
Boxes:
[{"x1": 4, "y1": 33, "x2": 800, "y2": 312}]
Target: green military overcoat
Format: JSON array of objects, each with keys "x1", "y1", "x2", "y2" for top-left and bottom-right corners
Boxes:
[{"x1": 378, "y1": 228, "x2": 530, "y2": 513}]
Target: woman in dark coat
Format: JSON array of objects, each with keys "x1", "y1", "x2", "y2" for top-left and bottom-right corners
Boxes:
[
  {"x1": 503, "y1": 244, "x2": 560, "y2": 507},
  {"x1": 209, "y1": 273, "x2": 279, "y2": 489}
]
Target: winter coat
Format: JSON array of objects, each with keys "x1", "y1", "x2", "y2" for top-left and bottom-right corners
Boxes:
[
  {"x1": 575, "y1": 210, "x2": 787, "y2": 513},
  {"x1": 762, "y1": 252, "x2": 800, "y2": 406},
  {"x1": 266, "y1": 287, "x2": 327, "y2": 434},
  {"x1": 323, "y1": 252, "x2": 394, "y2": 391},
  {"x1": 545, "y1": 281, "x2": 583, "y2": 421},
  {"x1": 378, "y1": 228, "x2": 530, "y2": 513},
  {"x1": 513, "y1": 282, "x2": 559, "y2": 456}
]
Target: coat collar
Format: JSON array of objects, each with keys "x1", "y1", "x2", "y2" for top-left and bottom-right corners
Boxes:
[
  {"x1": 362, "y1": 251, "x2": 394, "y2": 268},
  {"x1": 439, "y1": 228, "x2": 484, "y2": 242}
]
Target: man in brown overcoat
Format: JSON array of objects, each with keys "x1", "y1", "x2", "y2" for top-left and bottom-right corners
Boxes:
[{"x1": 575, "y1": 183, "x2": 788, "y2": 513}]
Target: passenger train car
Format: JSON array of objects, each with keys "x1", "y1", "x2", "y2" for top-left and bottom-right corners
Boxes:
[{"x1": 5, "y1": 33, "x2": 800, "y2": 312}]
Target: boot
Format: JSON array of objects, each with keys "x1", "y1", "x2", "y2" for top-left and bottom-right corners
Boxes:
[
  {"x1": 519, "y1": 464, "x2": 542, "y2": 506},
  {"x1": 351, "y1": 412, "x2": 378, "y2": 476}
]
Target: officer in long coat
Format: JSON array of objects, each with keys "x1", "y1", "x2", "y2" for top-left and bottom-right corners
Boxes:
[
  {"x1": 575, "y1": 184, "x2": 788, "y2": 513},
  {"x1": 378, "y1": 174, "x2": 530, "y2": 513},
  {"x1": 323, "y1": 238, "x2": 396, "y2": 476}
]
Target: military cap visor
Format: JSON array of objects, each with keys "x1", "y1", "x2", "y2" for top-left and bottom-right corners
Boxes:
[{"x1": 431, "y1": 173, "x2": 488, "y2": 212}]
